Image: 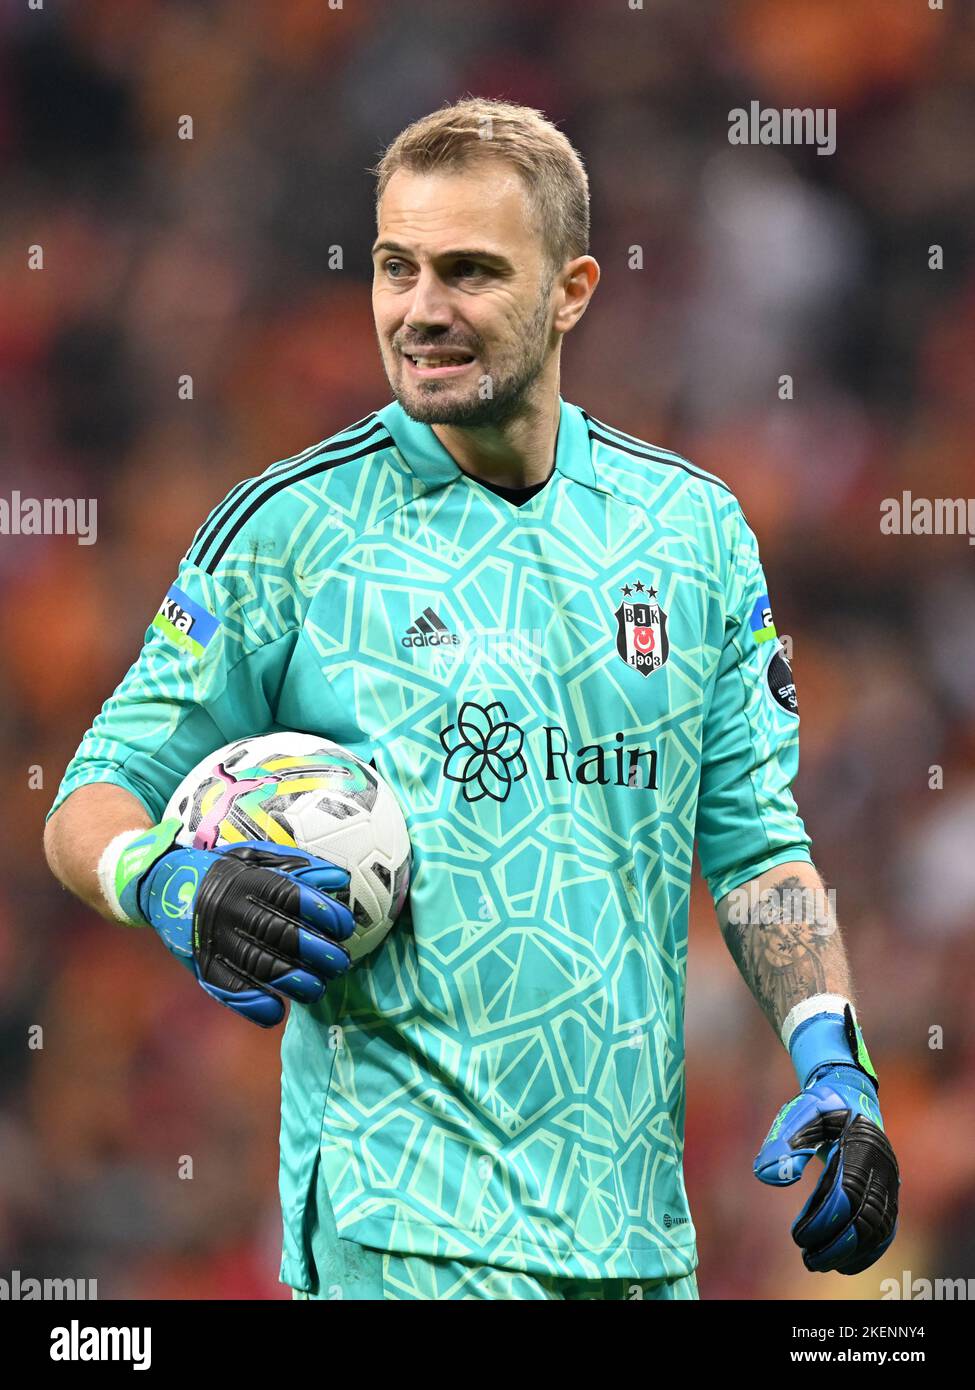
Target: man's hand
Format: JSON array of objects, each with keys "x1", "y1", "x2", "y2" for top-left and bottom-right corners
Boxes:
[
  {"x1": 113, "y1": 818, "x2": 356, "y2": 1026},
  {"x1": 754, "y1": 1063, "x2": 899, "y2": 1275}
]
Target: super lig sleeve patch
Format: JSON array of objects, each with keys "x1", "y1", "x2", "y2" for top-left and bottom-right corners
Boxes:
[
  {"x1": 765, "y1": 640, "x2": 799, "y2": 716},
  {"x1": 749, "y1": 593, "x2": 777, "y2": 644},
  {"x1": 153, "y1": 585, "x2": 219, "y2": 656}
]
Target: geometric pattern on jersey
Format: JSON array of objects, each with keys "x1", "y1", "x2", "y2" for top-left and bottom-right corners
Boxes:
[{"x1": 49, "y1": 397, "x2": 811, "y2": 1283}]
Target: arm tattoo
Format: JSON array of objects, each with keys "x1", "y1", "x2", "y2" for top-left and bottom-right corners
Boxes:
[{"x1": 719, "y1": 874, "x2": 848, "y2": 1034}]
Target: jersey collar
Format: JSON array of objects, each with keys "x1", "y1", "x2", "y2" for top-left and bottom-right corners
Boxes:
[{"x1": 375, "y1": 395, "x2": 595, "y2": 493}]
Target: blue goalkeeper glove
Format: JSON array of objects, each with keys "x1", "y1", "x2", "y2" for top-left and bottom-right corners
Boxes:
[
  {"x1": 110, "y1": 817, "x2": 355, "y2": 1027},
  {"x1": 754, "y1": 1005, "x2": 899, "y2": 1275}
]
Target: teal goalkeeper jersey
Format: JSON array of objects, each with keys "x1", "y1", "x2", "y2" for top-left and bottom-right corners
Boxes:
[{"x1": 49, "y1": 397, "x2": 812, "y2": 1283}]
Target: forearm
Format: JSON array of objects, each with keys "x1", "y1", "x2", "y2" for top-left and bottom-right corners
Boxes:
[
  {"x1": 716, "y1": 860, "x2": 853, "y2": 1039},
  {"x1": 43, "y1": 783, "x2": 153, "y2": 922}
]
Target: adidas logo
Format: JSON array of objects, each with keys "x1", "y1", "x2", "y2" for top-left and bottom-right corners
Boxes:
[{"x1": 401, "y1": 607, "x2": 461, "y2": 647}]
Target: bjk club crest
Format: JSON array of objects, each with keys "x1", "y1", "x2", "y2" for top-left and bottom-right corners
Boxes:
[{"x1": 614, "y1": 580, "x2": 669, "y2": 678}]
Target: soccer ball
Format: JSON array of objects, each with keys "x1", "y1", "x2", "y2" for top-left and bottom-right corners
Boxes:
[{"x1": 163, "y1": 732, "x2": 412, "y2": 962}]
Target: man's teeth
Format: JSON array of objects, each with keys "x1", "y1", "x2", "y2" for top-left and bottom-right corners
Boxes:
[{"x1": 411, "y1": 355, "x2": 471, "y2": 367}]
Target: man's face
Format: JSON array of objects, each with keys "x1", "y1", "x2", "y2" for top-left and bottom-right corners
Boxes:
[{"x1": 372, "y1": 162, "x2": 557, "y2": 427}]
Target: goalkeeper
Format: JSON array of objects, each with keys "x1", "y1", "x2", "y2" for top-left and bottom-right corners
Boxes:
[{"x1": 43, "y1": 96, "x2": 897, "y2": 1297}]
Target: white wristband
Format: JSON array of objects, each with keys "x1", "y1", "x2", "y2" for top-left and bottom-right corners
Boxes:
[
  {"x1": 97, "y1": 828, "x2": 151, "y2": 926},
  {"x1": 781, "y1": 993, "x2": 853, "y2": 1052}
]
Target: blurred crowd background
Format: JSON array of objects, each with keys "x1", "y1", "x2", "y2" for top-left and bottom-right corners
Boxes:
[{"x1": 2, "y1": 0, "x2": 974, "y2": 1300}]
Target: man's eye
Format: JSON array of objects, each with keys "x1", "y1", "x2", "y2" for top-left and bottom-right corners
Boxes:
[{"x1": 455, "y1": 260, "x2": 483, "y2": 278}]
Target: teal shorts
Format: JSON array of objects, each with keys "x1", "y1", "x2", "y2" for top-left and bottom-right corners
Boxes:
[{"x1": 289, "y1": 1248, "x2": 699, "y2": 1301}]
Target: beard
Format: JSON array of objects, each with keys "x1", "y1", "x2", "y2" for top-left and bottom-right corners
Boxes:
[{"x1": 385, "y1": 286, "x2": 553, "y2": 429}]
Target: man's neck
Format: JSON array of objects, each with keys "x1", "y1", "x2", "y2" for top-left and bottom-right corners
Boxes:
[{"x1": 430, "y1": 393, "x2": 561, "y2": 490}]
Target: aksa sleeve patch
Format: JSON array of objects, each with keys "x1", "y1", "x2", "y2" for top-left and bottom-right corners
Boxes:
[
  {"x1": 152, "y1": 584, "x2": 219, "y2": 656},
  {"x1": 749, "y1": 593, "x2": 777, "y2": 644}
]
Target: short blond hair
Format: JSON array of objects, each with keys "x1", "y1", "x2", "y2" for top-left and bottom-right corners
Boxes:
[{"x1": 371, "y1": 96, "x2": 590, "y2": 274}]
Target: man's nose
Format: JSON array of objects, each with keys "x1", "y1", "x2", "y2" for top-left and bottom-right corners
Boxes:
[{"x1": 403, "y1": 269, "x2": 453, "y2": 332}]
